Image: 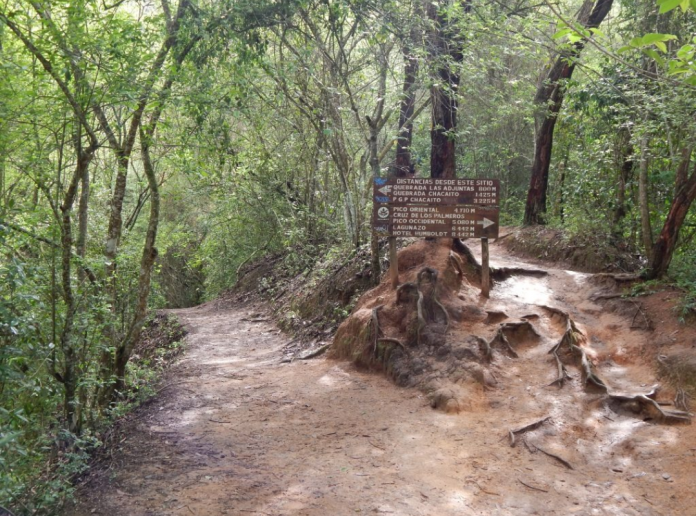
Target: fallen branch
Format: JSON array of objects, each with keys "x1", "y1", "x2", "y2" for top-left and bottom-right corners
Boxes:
[
  {"x1": 508, "y1": 416, "x2": 551, "y2": 447},
  {"x1": 492, "y1": 267, "x2": 548, "y2": 280},
  {"x1": 298, "y1": 343, "x2": 331, "y2": 360}
]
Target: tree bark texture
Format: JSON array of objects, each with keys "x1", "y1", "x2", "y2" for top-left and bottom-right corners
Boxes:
[
  {"x1": 523, "y1": 0, "x2": 614, "y2": 225},
  {"x1": 392, "y1": 40, "x2": 419, "y2": 178},
  {"x1": 638, "y1": 134, "x2": 653, "y2": 255},
  {"x1": 426, "y1": 0, "x2": 467, "y2": 179},
  {"x1": 613, "y1": 128, "x2": 634, "y2": 230},
  {"x1": 647, "y1": 150, "x2": 696, "y2": 279}
]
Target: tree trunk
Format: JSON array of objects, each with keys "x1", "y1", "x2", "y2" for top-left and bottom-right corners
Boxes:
[
  {"x1": 368, "y1": 45, "x2": 390, "y2": 284},
  {"x1": 613, "y1": 127, "x2": 634, "y2": 231},
  {"x1": 638, "y1": 134, "x2": 653, "y2": 255},
  {"x1": 113, "y1": 127, "x2": 161, "y2": 391},
  {"x1": 646, "y1": 150, "x2": 696, "y2": 279},
  {"x1": 59, "y1": 147, "x2": 95, "y2": 434},
  {"x1": 392, "y1": 39, "x2": 419, "y2": 178},
  {"x1": 426, "y1": 1, "x2": 466, "y2": 179},
  {"x1": 523, "y1": 0, "x2": 614, "y2": 225}
]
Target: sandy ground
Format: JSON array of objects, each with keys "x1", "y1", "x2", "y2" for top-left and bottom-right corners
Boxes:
[{"x1": 67, "y1": 241, "x2": 696, "y2": 516}]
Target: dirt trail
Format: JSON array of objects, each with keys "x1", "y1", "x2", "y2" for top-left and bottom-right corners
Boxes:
[{"x1": 70, "y1": 241, "x2": 696, "y2": 516}]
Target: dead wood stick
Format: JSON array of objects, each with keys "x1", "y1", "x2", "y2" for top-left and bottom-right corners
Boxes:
[
  {"x1": 509, "y1": 416, "x2": 551, "y2": 447},
  {"x1": 531, "y1": 444, "x2": 574, "y2": 470},
  {"x1": 472, "y1": 481, "x2": 500, "y2": 496},
  {"x1": 492, "y1": 267, "x2": 548, "y2": 280},
  {"x1": 518, "y1": 479, "x2": 549, "y2": 493}
]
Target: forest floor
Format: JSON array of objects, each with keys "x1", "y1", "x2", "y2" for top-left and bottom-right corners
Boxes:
[{"x1": 66, "y1": 239, "x2": 696, "y2": 516}]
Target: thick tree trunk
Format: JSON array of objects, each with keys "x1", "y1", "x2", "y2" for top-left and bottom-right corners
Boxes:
[
  {"x1": 646, "y1": 151, "x2": 696, "y2": 279},
  {"x1": 523, "y1": 0, "x2": 614, "y2": 225},
  {"x1": 426, "y1": 0, "x2": 467, "y2": 179}
]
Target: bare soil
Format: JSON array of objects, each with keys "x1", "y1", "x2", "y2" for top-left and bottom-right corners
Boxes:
[{"x1": 67, "y1": 239, "x2": 696, "y2": 516}]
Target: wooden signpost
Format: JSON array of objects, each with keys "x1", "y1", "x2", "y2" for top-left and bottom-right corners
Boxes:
[{"x1": 372, "y1": 177, "x2": 500, "y2": 296}]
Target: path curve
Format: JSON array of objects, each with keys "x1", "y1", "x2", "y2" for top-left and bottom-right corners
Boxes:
[{"x1": 69, "y1": 243, "x2": 696, "y2": 516}]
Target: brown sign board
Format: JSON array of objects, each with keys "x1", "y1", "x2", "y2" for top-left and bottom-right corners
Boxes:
[
  {"x1": 372, "y1": 204, "x2": 499, "y2": 239},
  {"x1": 373, "y1": 177, "x2": 499, "y2": 206}
]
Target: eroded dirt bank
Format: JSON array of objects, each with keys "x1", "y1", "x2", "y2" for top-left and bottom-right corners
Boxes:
[{"x1": 68, "y1": 241, "x2": 696, "y2": 516}]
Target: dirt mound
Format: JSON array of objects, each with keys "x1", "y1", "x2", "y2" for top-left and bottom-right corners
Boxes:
[
  {"x1": 500, "y1": 226, "x2": 641, "y2": 273},
  {"x1": 331, "y1": 239, "x2": 691, "y2": 423}
]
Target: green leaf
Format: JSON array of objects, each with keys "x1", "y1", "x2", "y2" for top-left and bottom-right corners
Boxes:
[
  {"x1": 643, "y1": 33, "x2": 677, "y2": 44},
  {"x1": 680, "y1": 0, "x2": 691, "y2": 11},
  {"x1": 658, "y1": 0, "x2": 682, "y2": 13},
  {"x1": 590, "y1": 28, "x2": 606, "y2": 39},
  {"x1": 677, "y1": 44, "x2": 694, "y2": 59},
  {"x1": 629, "y1": 37, "x2": 644, "y2": 47},
  {"x1": 553, "y1": 28, "x2": 572, "y2": 39},
  {"x1": 644, "y1": 48, "x2": 666, "y2": 66},
  {"x1": 617, "y1": 45, "x2": 633, "y2": 54},
  {"x1": 691, "y1": 0, "x2": 696, "y2": 10},
  {"x1": 654, "y1": 41, "x2": 668, "y2": 53},
  {"x1": 568, "y1": 32, "x2": 583, "y2": 43}
]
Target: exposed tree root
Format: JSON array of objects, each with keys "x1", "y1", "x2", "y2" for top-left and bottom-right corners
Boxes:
[
  {"x1": 675, "y1": 388, "x2": 691, "y2": 412},
  {"x1": 608, "y1": 392, "x2": 691, "y2": 424},
  {"x1": 543, "y1": 305, "x2": 607, "y2": 392},
  {"x1": 371, "y1": 305, "x2": 385, "y2": 358},
  {"x1": 415, "y1": 268, "x2": 449, "y2": 346},
  {"x1": 508, "y1": 416, "x2": 551, "y2": 447},
  {"x1": 377, "y1": 338, "x2": 410, "y2": 355},
  {"x1": 540, "y1": 305, "x2": 691, "y2": 424},
  {"x1": 474, "y1": 335, "x2": 493, "y2": 362},
  {"x1": 492, "y1": 328, "x2": 519, "y2": 359}
]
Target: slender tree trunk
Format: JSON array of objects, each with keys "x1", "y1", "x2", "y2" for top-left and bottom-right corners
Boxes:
[
  {"x1": 392, "y1": 39, "x2": 419, "y2": 178},
  {"x1": 76, "y1": 156, "x2": 90, "y2": 283},
  {"x1": 638, "y1": 134, "x2": 653, "y2": 255},
  {"x1": 59, "y1": 147, "x2": 95, "y2": 434},
  {"x1": 368, "y1": 46, "x2": 390, "y2": 284},
  {"x1": 523, "y1": 0, "x2": 614, "y2": 225},
  {"x1": 646, "y1": 149, "x2": 696, "y2": 279},
  {"x1": 613, "y1": 128, "x2": 634, "y2": 231},
  {"x1": 113, "y1": 127, "x2": 161, "y2": 390}
]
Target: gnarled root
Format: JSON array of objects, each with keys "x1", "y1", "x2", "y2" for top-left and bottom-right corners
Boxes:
[
  {"x1": 543, "y1": 305, "x2": 607, "y2": 392},
  {"x1": 541, "y1": 305, "x2": 691, "y2": 424}
]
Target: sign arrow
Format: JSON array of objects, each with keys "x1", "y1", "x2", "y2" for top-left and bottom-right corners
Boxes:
[
  {"x1": 477, "y1": 217, "x2": 496, "y2": 229},
  {"x1": 378, "y1": 185, "x2": 392, "y2": 195}
]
